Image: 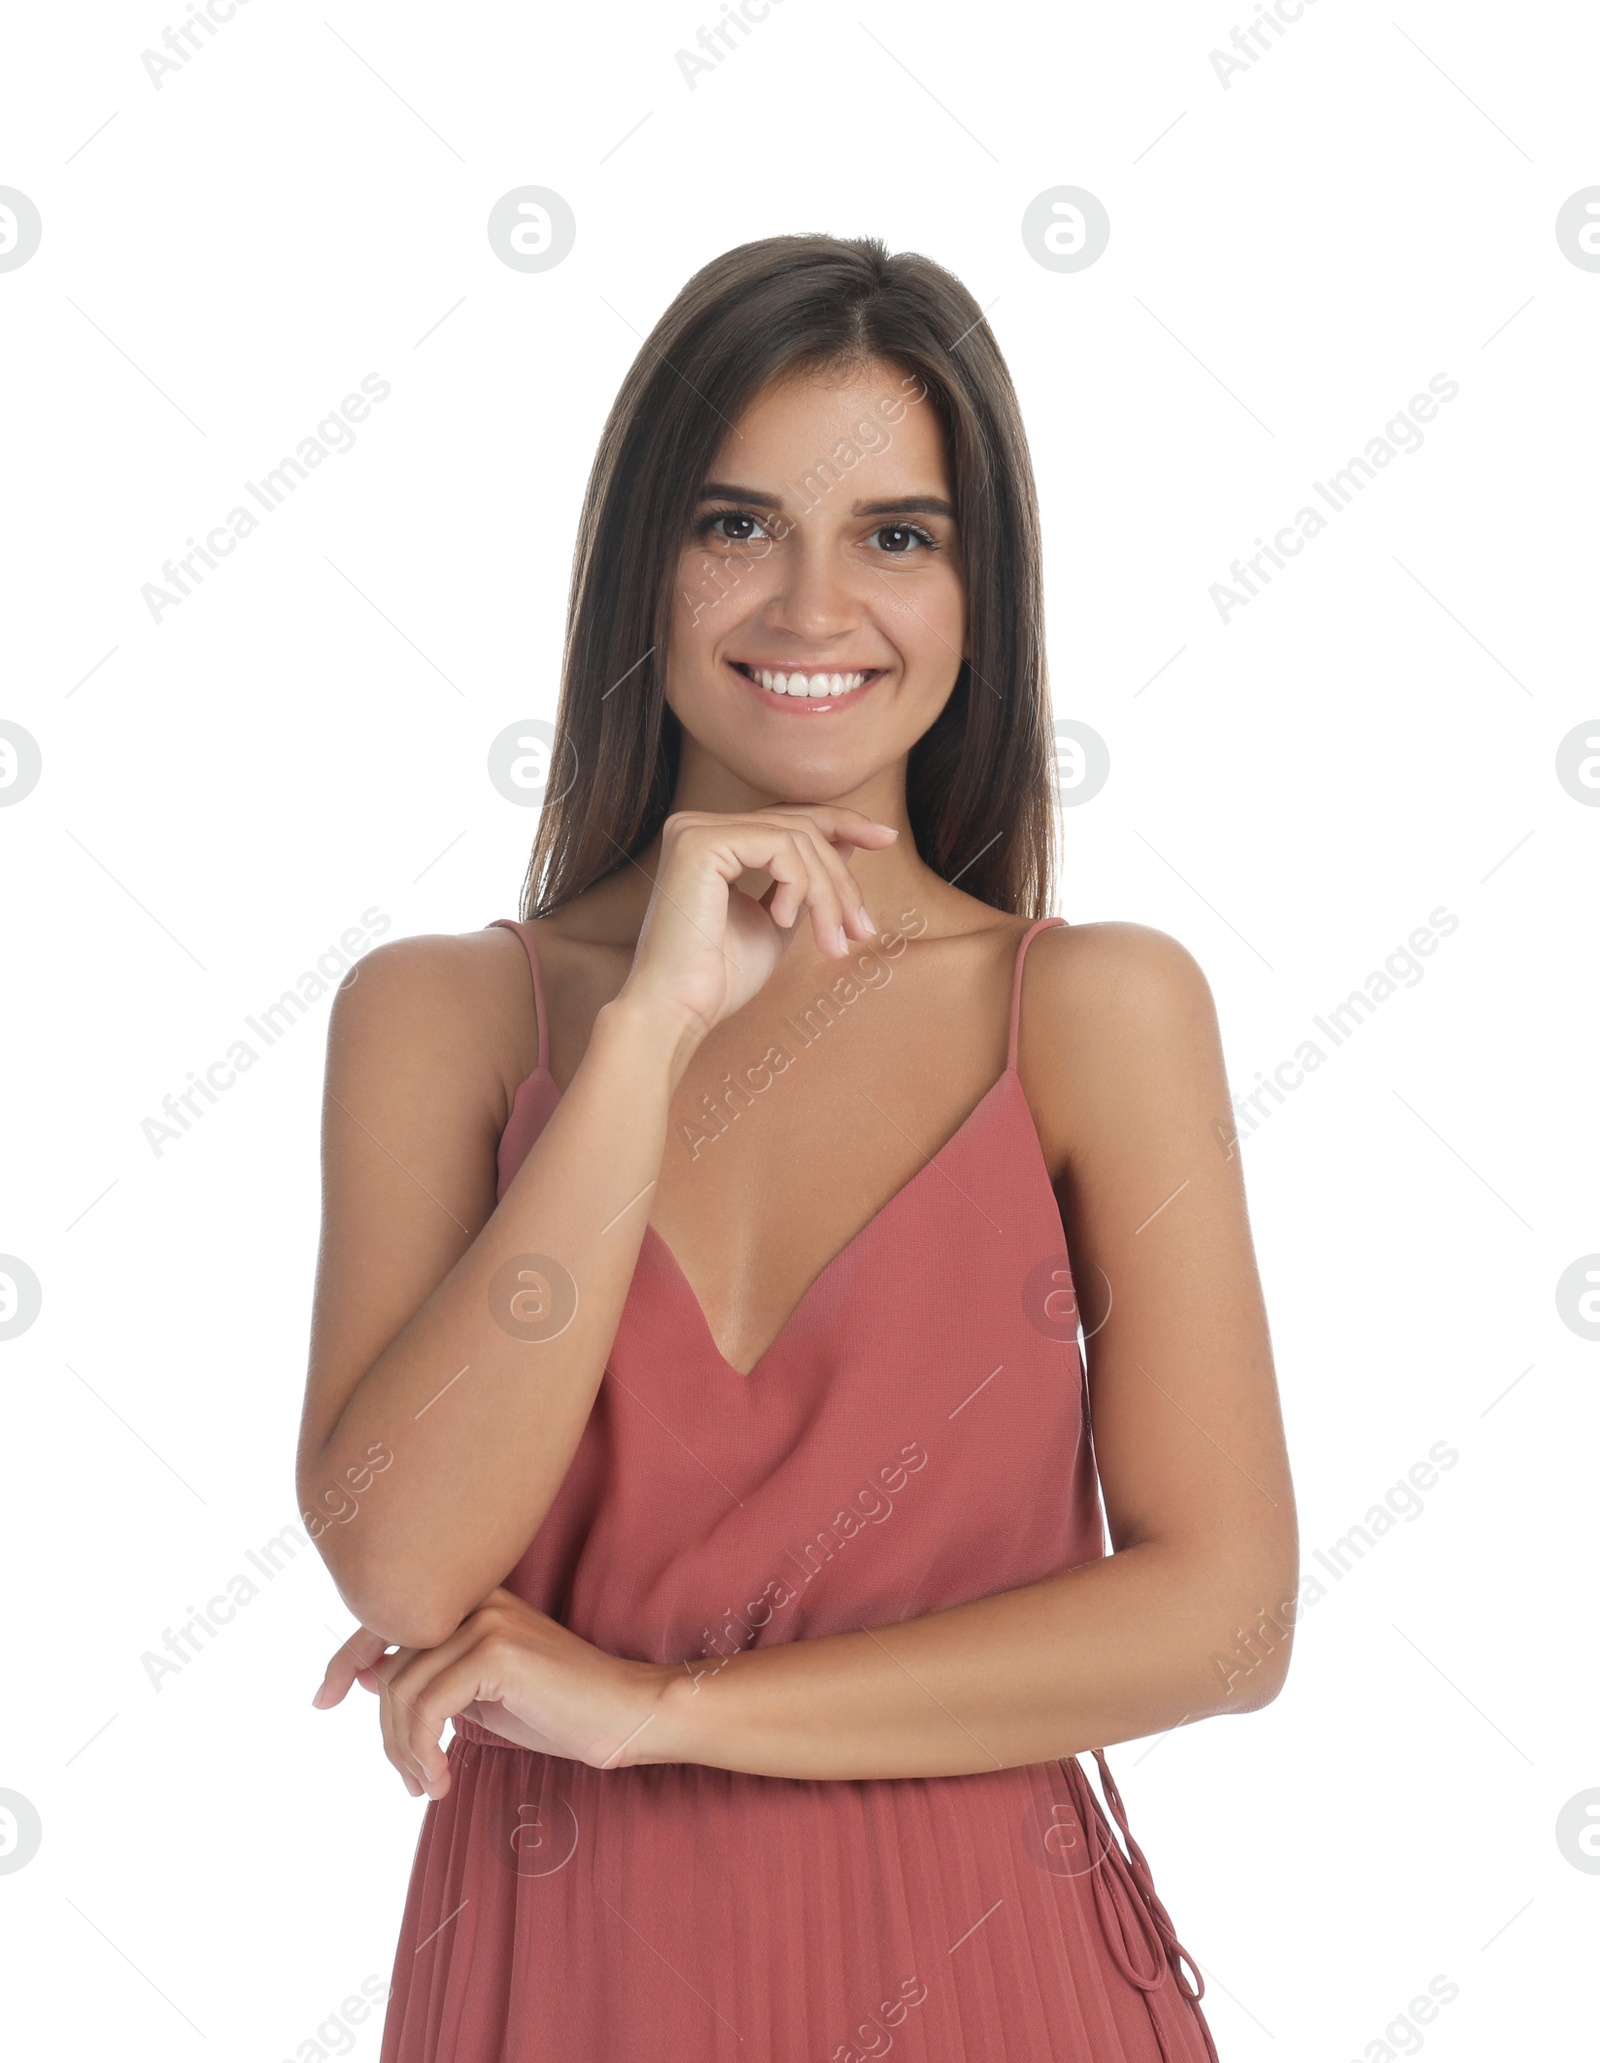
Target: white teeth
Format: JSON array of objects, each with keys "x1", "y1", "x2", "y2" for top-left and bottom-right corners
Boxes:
[{"x1": 748, "y1": 666, "x2": 871, "y2": 697}]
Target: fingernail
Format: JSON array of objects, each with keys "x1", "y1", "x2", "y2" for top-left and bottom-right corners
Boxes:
[
  {"x1": 835, "y1": 924, "x2": 849, "y2": 955},
  {"x1": 857, "y1": 903, "x2": 874, "y2": 933}
]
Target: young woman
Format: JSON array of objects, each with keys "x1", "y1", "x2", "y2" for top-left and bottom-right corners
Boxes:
[{"x1": 299, "y1": 234, "x2": 1295, "y2": 2061}]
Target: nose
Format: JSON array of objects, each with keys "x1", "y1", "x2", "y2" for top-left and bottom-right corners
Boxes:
[{"x1": 760, "y1": 532, "x2": 863, "y2": 644}]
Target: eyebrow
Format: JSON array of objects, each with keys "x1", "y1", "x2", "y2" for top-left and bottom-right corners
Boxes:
[{"x1": 698, "y1": 481, "x2": 956, "y2": 520}]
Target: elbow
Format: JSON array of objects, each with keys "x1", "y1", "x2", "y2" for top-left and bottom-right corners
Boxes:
[
  {"x1": 1207, "y1": 1585, "x2": 1298, "y2": 1714},
  {"x1": 1179, "y1": 1550, "x2": 1299, "y2": 1716},
  {"x1": 357, "y1": 1603, "x2": 465, "y2": 1654},
  {"x1": 297, "y1": 1482, "x2": 467, "y2": 1653},
  {"x1": 332, "y1": 1558, "x2": 468, "y2": 1653},
  {"x1": 1224, "y1": 1651, "x2": 1291, "y2": 1713}
]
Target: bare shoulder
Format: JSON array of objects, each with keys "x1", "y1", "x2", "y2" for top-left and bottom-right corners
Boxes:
[
  {"x1": 1027, "y1": 917, "x2": 1217, "y2": 1014},
  {"x1": 1018, "y1": 920, "x2": 1229, "y2": 1173},
  {"x1": 326, "y1": 922, "x2": 547, "y2": 1128}
]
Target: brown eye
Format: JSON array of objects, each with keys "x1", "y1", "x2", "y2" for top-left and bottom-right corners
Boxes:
[
  {"x1": 698, "y1": 510, "x2": 771, "y2": 545},
  {"x1": 871, "y1": 522, "x2": 937, "y2": 555}
]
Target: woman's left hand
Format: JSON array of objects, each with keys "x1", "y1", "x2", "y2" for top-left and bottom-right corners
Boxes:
[{"x1": 312, "y1": 1589, "x2": 679, "y2": 1800}]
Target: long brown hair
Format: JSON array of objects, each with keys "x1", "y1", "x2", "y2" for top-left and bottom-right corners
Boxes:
[{"x1": 519, "y1": 234, "x2": 1056, "y2": 920}]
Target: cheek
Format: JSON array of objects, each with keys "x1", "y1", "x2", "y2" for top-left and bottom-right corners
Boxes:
[
  {"x1": 672, "y1": 547, "x2": 774, "y2": 633},
  {"x1": 673, "y1": 551, "x2": 721, "y2": 617},
  {"x1": 666, "y1": 558, "x2": 726, "y2": 658},
  {"x1": 883, "y1": 572, "x2": 965, "y2": 667}
]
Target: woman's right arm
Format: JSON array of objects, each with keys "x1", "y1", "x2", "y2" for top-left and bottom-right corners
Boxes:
[
  {"x1": 294, "y1": 931, "x2": 700, "y2": 1651},
  {"x1": 294, "y1": 804, "x2": 895, "y2": 1652}
]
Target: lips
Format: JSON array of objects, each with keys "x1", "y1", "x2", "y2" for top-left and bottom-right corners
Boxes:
[{"x1": 731, "y1": 662, "x2": 884, "y2": 701}]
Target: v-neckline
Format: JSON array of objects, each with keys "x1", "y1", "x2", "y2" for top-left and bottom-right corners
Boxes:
[{"x1": 523, "y1": 1061, "x2": 1024, "y2": 1380}]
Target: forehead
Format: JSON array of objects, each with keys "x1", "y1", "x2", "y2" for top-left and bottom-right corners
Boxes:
[{"x1": 705, "y1": 358, "x2": 950, "y2": 489}]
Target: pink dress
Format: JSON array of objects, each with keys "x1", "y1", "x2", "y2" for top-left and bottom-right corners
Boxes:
[{"x1": 378, "y1": 916, "x2": 1220, "y2": 2062}]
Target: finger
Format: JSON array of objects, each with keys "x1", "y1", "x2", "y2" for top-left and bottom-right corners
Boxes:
[
  {"x1": 378, "y1": 1620, "x2": 496, "y2": 1793},
  {"x1": 667, "y1": 805, "x2": 896, "y2": 911},
  {"x1": 777, "y1": 821, "x2": 864, "y2": 957},
  {"x1": 390, "y1": 1652, "x2": 512, "y2": 1796},
  {"x1": 727, "y1": 807, "x2": 891, "y2": 948},
  {"x1": 735, "y1": 827, "x2": 815, "y2": 938},
  {"x1": 715, "y1": 821, "x2": 848, "y2": 957},
  {"x1": 752, "y1": 827, "x2": 846, "y2": 954},
  {"x1": 374, "y1": 1665, "x2": 400, "y2": 1777},
  {"x1": 384, "y1": 1680, "x2": 428, "y2": 1796},
  {"x1": 381, "y1": 1618, "x2": 504, "y2": 1788},
  {"x1": 702, "y1": 802, "x2": 901, "y2": 855},
  {"x1": 772, "y1": 813, "x2": 883, "y2": 942},
  {"x1": 657, "y1": 813, "x2": 866, "y2": 961},
  {"x1": 668, "y1": 803, "x2": 897, "y2": 848},
  {"x1": 374, "y1": 1660, "x2": 429, "y2": 1794},
  {"x1": 313, "y1": 1625, "x2": 394, "y2": 1708}
]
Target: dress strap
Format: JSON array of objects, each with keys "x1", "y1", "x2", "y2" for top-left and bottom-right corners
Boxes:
[
  {"x1": 1007, "y1": 917, "x2": 1068, "y2": 1072},
  {"x1": 491, "y1": 914, "x2": 1061, "y2": 1082},
  {"x1": 487, "y1": 918, "x2": 548, "y2": 1074}
]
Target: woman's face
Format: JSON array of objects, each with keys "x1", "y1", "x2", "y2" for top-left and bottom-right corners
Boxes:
[{"x1": 662, "y1": 357, "x2": 967, "y2": 806}]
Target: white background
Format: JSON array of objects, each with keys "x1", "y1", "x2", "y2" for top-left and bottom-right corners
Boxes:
[{"x1": 2, "y1": 1, "x2": 1597, "y2": 2057}]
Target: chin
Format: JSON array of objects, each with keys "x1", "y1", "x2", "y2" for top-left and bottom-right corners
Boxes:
[{"x1": 737, "y1": 759, "x2": 873, "y2": 807}]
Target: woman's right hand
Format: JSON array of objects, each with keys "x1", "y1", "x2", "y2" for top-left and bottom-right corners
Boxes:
[{"x1": 615, "y1": 805, "x2": 900, "y2": 1049}]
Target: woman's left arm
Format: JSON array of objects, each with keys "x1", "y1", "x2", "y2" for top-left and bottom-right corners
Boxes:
[
  {"x1": 634, "y1": 921, "x2": 1299, "y2": 1779},
  {"x1": 325, "y1": 923, "x2": 1299, "y2": 1790}
]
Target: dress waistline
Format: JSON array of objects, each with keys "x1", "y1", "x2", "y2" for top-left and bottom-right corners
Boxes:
[{"x1": 449, "y1": 1720, "x2": 1217, "y2": 2058}]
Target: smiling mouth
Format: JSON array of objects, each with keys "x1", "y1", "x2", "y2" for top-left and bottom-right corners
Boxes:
[{"x1": 731, "y1": 662, "x2": 884, "y2": 700}]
